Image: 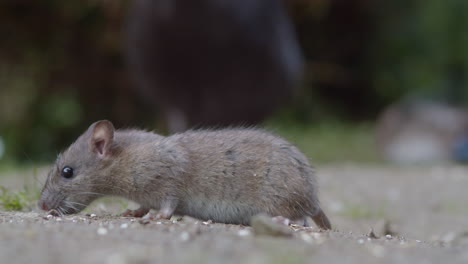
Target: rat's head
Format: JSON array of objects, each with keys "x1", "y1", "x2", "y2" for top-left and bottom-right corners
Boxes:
[{"x1": 38, "y1": 120, "x2": 118, "y2": 214}]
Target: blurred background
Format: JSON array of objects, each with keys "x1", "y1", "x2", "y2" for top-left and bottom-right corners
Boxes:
[{"x1": 1, "y1": 0, "x2": 468, "y2": 166}]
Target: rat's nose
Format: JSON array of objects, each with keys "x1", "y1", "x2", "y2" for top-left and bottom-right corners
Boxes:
[{"x1": 38, "y1": 201, "x2": 49, "y2": 211}]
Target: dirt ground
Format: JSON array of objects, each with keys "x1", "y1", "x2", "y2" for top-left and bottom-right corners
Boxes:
[{"x1": 1, "y1": 164, "x2": 468, "y2": 264}]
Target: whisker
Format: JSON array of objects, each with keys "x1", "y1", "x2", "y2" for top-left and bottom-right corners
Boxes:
[
  {"x1": 66, "y1": 201, "x2": 86, "y2": 208},
  {"x1": 57, "y1": 207, "x2": 65, "y2": 216},
  {"x1": 76, "y1": 192, "x2": 106, "y2": 197},
  {"x1": 65, "y1": 201, "x2": 78, "y2": 212}
]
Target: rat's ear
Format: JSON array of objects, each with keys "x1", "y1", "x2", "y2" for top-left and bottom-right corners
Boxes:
[{"x1": 89, "y1": 120, "x2": 115, "y2": 157}]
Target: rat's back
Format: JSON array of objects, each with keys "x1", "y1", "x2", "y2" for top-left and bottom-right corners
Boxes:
[{"x1": 172, "y1": 128, "x2": 322, "y2": 225}]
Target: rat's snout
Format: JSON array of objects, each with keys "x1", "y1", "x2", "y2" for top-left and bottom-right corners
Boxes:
[
  {"x1": 37, "y1": 188, "x2": 55, "y2": 211},
  {"x1": 38, "y1": 200, "x2": 49, "y2": 211}
]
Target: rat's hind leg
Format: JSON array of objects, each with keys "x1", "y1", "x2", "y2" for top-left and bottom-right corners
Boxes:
[
  {"x1": 121, "y1": 206, "x2": 150, "y2": 217},
  {"x1": 311, "y1": 208, "x2": 332, "y2": 230}
]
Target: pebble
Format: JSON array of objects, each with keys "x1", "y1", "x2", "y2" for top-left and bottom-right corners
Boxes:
[
  {"x1": 180, "y1": 232, "x2": 190, "y2": 241},
  {"x1": 238, "y1": 229, "x2": 251, "y2": 237},
  {"x1": 312, "y1": 233, "x2": 322, "y2": 239},
  {"x1": 120, "y1": 223, "x2": 129, "y2": 229},
  {"x1": 97, "y1": 227, "x2": 108, "y2": 235},
  {"x1": 442, "y1": 232, "x2": 456, "y2": 243},
  {"x1": 202, "y1": 220, "x2": 213, "y2": 225},
  {"x1": 300, "y1": 233, "x2": 313, "y2": 243},
  {"x1": 367, "y1": 244, "x2": 386, "y2": 258}
]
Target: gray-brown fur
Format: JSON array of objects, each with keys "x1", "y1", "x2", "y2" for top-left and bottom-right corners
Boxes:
[{"x1": 38, "y1": 120, "x2": 331, "y2": 229}]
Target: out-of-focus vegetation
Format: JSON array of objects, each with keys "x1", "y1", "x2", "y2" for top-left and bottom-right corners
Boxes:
[
  {"x1": 372, "y1": 0, "x2": 468, "y2": 103},
  {"x1": 0, "y1": 0, "x2": 467, "y2": 164},
  {"x1": 0, "y1": 185, "x2": 39, "y2": 211},
  {"x1": 266, "y1": 115, "x2": 377, "y2": 163}
]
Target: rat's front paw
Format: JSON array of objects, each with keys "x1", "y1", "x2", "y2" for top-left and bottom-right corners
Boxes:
[
  {"x1": 140, "y1": 207, "x2": 174, "y2": 221},
  {"x1": 121, "y1": 207, "x2": 150, "y2": 217}
]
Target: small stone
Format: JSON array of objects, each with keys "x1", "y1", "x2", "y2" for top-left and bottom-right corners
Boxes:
[
  {"x1": 367, "y1": 245, "x2": 385, "y2": 258},
  {"x1": 139, "y1": 219, "x2": 151, "y2": 225},
  {"x1": 238, "y1": 229, "x2": 251, "y2": 237},
  {"x1": 312, "y1": 233, "x2": 322, "y2": 239},
  {"x1": 180, "y1": 232, "x2": 190, "y2": 241},
  {"x1": 202, "y1": 220, "x2": 213, "y2": 225},
  {"x1": 358, "y1": 239, "x2": 365, "y2": 244},
  {"x1": 385, "y1": 234, "x2": 392, "y2": 239},
  {"x1": 97, "y1": 227, "x2": 108, "y2": 235},
  {"x1": 90, "y1": 214, "x2": 97, "y2": 218},
  {"x1": 300, "y1": 233, "x2": 313, "y2": 243},
  {"x1": 120, "y1": 223, "x2": 129, "y2": 229},
  {"x1": 442, "y1": 232, "x2": 456, "y2": 243}
]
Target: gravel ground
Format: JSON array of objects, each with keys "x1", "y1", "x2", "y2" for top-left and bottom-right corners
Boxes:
[{"x1": 1, "y1": 164, "x2": 468, "y2": 264}]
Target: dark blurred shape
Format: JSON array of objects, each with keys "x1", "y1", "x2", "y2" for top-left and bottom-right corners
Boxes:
[
  {"x1": 376, "y1": 100, "x2": 468, "y2": 163},
  {"x1": 454, "y1": 137, "x2": 468, "y2": 161},
  {"x1": 125, "y1": 0, "x2": 303, "y2": 132},
  {"x1": 285, "y1": 0, "x2": 376, "y2": 121}
]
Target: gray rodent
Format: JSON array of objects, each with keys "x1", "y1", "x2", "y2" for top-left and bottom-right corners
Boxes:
[{"x1": 38, "y1": 120, "x2": 331, "y2": 229}]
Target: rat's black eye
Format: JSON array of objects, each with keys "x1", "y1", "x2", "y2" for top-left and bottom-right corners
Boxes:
[{"x1": 61, "y1": 166, "x2": 74, "y2": 179}]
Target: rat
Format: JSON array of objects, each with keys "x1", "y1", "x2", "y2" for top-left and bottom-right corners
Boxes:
[{"x1": 38, "y1": 120, "x2": 331, "y2": 229}]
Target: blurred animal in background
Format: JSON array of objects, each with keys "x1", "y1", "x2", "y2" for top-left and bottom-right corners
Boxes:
[
  {"x1": 125, "y1": 0, "x2": 303, "y2": 132},
  {"x1": 375, "y1": 100, "x2": 468, "y2": 163}
]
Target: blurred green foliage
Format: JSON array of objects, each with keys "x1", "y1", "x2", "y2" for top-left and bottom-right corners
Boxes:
[
  {"x1": 0, "y1": 185, "x2": 39, "y2": 211},
  {"x1": 265, "y1": 113, "x2": 378, "y2": 163},
  {"x1": 372, "y1": 0, "x2": 468, "y2": 103},
  {"x1": 0, "y1": 0, "x2": 467, "y2": 163}
]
